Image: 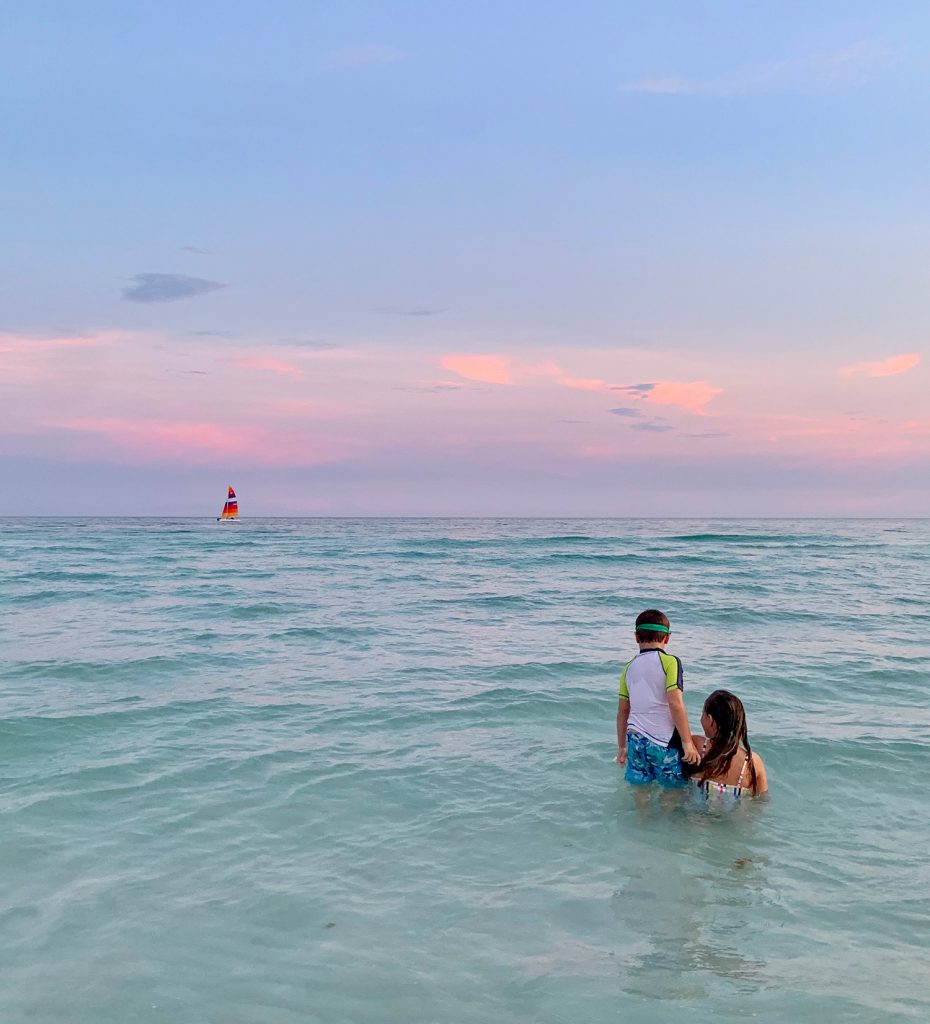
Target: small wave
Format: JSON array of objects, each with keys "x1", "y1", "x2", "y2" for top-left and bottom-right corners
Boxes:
[
  {"x1": 664, "y1": 533, "x2": 800, "y2": 544},
  {"x1": 375, "y1": 549, "x2": 450, "y2": 561},
  {"x1": 446, "y1": 685, "x2": 606, "y2": 716},
  {"x1": 8, "y1": 569, "x2": 117, "y2": 583},
  {"x1": 517, "y1": 534, "x2": 600, "y2": 544},
  {"x1": 0, "y1": 696, "x2": 245, "y2": 737},
  {"x1": 426, "y1": 593, "x2": 552, "y2": 610},
  {"x1": 269, "y1": 625, "x2": 375, "y2": 640},
  {"x1": 6, "y1": 653, "x2": 221, "y2": 684},
  {"x1": 470, "y1": 660, "x2": 617, "y2": 683},
  {"x1": 392, "y1": 534, "x2": 612, "y2": 551},
  {"x1": 227, "y1": 603, "x2": 292, "y2": 619},
  {"x1": 9, "y1": 589, "x2": 83, "y2": 605},
  {"x1": 535, "y1": 552, "x2": 649, "y2": 564},
  {"x1": 396, "y1": 537, "x2": 489, "y2": 549}
]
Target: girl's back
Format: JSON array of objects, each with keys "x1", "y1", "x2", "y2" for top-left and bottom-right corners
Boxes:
[
  {"x1": 695, "y1": 739, "x2": 766, "y2": 799},
  {"x1": 687, "y1": 690, "x2": 768, "y2": 800}
]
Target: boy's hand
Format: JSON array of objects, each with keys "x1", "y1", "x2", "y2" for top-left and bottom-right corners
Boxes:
[
  {"x1": 682, "y1": 740, "x2": 700, "y2": 765},
  {"x1": 616, "y1": 747, "x2": 627, "y2": 766}
]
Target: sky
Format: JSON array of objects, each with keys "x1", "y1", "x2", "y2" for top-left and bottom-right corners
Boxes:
[{"x1": 3, "y1": 1, "x2": 930, "y2": 515}]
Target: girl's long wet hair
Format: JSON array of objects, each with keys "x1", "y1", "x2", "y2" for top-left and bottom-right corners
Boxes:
[{"x1": 684, "y1": 689, "x2": 758, "y2": 795}]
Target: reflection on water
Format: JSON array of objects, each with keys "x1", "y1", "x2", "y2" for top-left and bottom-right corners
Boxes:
[{"x1": 611, "y1": 797, "x2": 769, "y2": 1000}]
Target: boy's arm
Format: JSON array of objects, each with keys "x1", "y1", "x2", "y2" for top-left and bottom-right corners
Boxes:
[
  {"x1": 666, "y1": 690, "x2": 699, "y2": 764},
  {"x1": 659, "y1": 652, "x2": 699, "y2": 765},
  {"x1": 616, "y1": 698, "x2": 630, "y2": 764}
]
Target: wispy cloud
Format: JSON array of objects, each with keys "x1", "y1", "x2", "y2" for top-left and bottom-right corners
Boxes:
[
  {"x1": 621, "y1": 43, "x2": 887, "y2": 97},
  {"x1": 181, "y1": 245, "x2": 211, "y2": 255},
  {"x1": 437, "y1": 360, "x2": 721, "y2": 414},
  {"x1": 393, "y1": 380, "x2": 464, "y2": 393},
  {"x1": 759, "y1": 413, "x2": 875, "y2": 442},
  {"x1": 0, "y1": 331, "x2": 115, "y2": 353},
  {"x1": 123, "y1": 273, "x2": 226, "y2": 304},
  {"x1": 278, "y1": 339, "x2": 341, "y2": 351},
  {"x1": 53, "y1": 417, "x2": 264, "y2": 460},
  {"x1": 612, "y1": 380, "x2": 722, "y2": 415},
  {"x1": 633, "y1": 422, "x2": 675, "y2": 432},
  {"x1": 441, "y1": 354, "x2": 512, "y2": 385},
  {"x1": 322, "y1": 44, "x2": 406, "y2": 70},
  {"x1": 608, "y1": 406, "x2": 641, "y2": 418},
  {"x1": 839, "y1": 353, "x2": 920, "y2": 378},
  {"x1": 49, "y1": 415, "x2": 340, "y2": 466},
  {"x1": 559, "y1": 376, "x2": 609, "y2": 392},
  {"x1": 900, "y1": 419, "x2": 930, "y2": 435},
  {"x1": 229, "y1": 356, "x2": 304, "y2": 379},
  {"x1": 190, "y1": 333, "x2": 342, "y2": 351},
  {"x1": 0, "y1": 331, "x2": 121, "y2": 384}
]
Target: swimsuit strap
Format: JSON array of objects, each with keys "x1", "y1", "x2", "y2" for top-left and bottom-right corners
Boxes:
[{"x1": 736, "y1": 752, "x2": 751, "y2": 788}]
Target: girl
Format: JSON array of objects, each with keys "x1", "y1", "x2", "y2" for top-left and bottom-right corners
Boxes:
[{"x1": 685, "y1": 690, "x2": 768, "y2": 799}]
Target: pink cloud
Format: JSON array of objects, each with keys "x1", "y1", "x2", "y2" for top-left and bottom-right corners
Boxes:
[
  {"x1": 0, "y1": 362, "x2": 45, "y2": 383},
  {"x1": 731, "y1": 412, "x2": 930, "y2": 457},
  {"x1": 440, "y1": 354, "x2": 511, "y2": 384},
  {"x1": 0, "y1": 331, "x2": 121, "y2": 383},
  {"x1": 55, "y1": 417, "x2": 264, "y2": 459},
  {"x1": 50, "y1": 416, "x2": 342, "y2": 467},
  {"x1": 393, "y1": 379, "x2": 466, "y2": 393},
  {"x1": 229, "y1": 356, "x2": 304, "y2": 379},
  {"x1": 839, "y1": 353, "x2": 921, "y2": 378},
  {"x1": 529, "y1": 360, "x2": 565, "y2": 378},
  {"x1": 548, "y1": 366, "x2": 722, "y2": 416},
  {"x1": 558, "y1": 377, "x2": 608, "y2": 392},
  {"x1": 0, "y1": 332, "x2": 116, "y2": 353},
  {"x1": 761, "y1": 414, "x2": 871, "y2": 440},
  {"x1": 643, "y1": 380, "x2": 722, "y2": 415}
]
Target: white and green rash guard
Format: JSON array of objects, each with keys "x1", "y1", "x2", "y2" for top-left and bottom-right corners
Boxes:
[{"x1": 618, "y1": 649, "x2": 684, "y2": 749}]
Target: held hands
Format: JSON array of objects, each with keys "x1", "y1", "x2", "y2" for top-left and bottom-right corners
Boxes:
[{"x1": 682, "y1": 740, "x2": 700, "y2": 766}]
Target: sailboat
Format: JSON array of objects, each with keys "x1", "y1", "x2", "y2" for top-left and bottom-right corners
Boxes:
[{"x1": 217, "y1": 485, "x2": 239, "y2": 523}]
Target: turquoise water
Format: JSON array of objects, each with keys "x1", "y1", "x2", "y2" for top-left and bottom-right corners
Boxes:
[{"x1": 2, "y1": 518, "x2": 928, "y2": 1023}]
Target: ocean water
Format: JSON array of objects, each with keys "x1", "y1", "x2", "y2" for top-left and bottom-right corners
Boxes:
[{"x1": 2, "y1": 518, "x2": 928, "y2": 1023}]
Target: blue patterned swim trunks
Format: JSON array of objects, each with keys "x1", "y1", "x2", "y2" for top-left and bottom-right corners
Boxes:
[{"x1": 625, "y1": 731, "x2": 686, "y2": 788}]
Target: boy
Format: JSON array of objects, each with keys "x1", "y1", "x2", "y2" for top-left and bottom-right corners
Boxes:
[{"x1": 615, "y1": 608, "x2": 699, "y2": 787}]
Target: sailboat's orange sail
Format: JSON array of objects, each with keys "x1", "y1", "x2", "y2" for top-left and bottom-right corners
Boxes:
[{"x1": 219, "y1": 486, "x2": 239, "y2": 519}]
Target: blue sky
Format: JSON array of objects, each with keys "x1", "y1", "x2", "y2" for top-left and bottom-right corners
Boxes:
[{"x1": 3, "y1": 2, "x2": 930, "y2": 514}]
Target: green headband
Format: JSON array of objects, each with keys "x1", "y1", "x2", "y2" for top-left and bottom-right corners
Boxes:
[{"x1": 637, "y1": 623, "x2": 669, "y2": 634}]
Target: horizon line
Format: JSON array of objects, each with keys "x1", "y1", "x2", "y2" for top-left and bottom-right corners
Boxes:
[{"x1": 1, "y1": 515, "x2": 928, "y2": 522}]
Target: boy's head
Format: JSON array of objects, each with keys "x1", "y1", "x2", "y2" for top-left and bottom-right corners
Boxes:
[{"x1": 634, "y1": 608, "x2": 670, "y2": 646}]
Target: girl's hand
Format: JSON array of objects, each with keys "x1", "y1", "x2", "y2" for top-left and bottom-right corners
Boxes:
[{"x1": 616, "y1": 748, "x2": 627, "y2": 765}]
